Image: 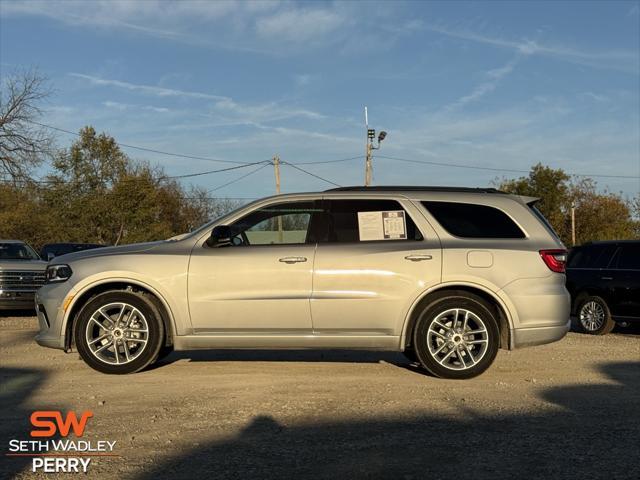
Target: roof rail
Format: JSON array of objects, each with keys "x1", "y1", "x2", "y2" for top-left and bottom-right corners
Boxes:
[{"x1": 325, "y1": 186, "x2": 506, "y2": 194}]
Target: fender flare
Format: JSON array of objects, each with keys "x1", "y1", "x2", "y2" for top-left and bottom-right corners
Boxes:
[{"x1": 400, "y1": 282, "x2": 515, "y2": 350}]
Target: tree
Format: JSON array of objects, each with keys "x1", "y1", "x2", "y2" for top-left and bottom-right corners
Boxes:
[
  {"x1": 498, "y1": 163, "x2": 571, "y2": 236},
  {"x1": 29, "y1": 126, "x2": 240, "y2": 247},
  {"x1": 0, "y1": 69, "x2": 53, "y2": 180},
  {"x1": 496, "y1": 164, "x2": 638, "y2": 245}
]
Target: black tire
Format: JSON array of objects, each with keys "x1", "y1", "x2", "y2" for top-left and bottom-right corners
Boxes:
[
  {"x1": 577, "y1": 295, "x2": 615, "y2": 335},
  {"x1": 403, "y1": 346, "x2": 420, "y2": 364},
  {"x1": 74, "y1": 291, "x2": 164, "y2": 374},
  {"x1": 156, "y1": 345, "x2": 174, "y2": 362},
  {"x1": 413, "y1": 292, "x2": 500, "y2": 379}
]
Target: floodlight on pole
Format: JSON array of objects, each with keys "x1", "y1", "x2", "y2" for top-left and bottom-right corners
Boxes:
[{"x1": 363, "y1": 106, "x2": 388, "y2": 187}]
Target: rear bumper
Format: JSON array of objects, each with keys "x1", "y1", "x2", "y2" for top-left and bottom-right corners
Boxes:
[{"x1": 510, "y1": 319, "x2": 571, "y2": 349}]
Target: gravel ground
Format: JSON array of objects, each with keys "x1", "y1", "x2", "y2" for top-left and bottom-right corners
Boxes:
[{"x1": 1, "y1": 314, "x2": 639, "y2": 480}]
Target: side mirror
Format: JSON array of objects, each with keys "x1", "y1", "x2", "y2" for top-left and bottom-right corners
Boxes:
[
  {"x1": 47, "y1": 252, "x2": 55, "y2": 261},
  {"x1": 206, "y1": 225, "x2": 232, "y2": 248}
]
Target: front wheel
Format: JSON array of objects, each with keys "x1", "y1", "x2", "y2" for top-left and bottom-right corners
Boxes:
[
  {"x1": 413, "y1": 293, "x2": 500, "y2": 379},
  {"x1": 74, "y1": 291, "x2": 164, "y2": 374}
]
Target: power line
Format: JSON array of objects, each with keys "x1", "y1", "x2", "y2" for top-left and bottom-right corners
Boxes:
[
  {"x1": 207, "y1": 162, "x2": 271, "y2": 193},
  {"x1": 375, "y1": 154, "x2": 640, "y2": 180},
  {"x1": 281, "y1": 161, "x2": 341, "y2": 187},
  {"x1": 291, "y1": 155, "x2": 364, "y2": 165},
  {"x1": 28, "y1": 120, "x2": 267, "y2": 166},
  {"x1": 0, "y1": 161, "x2": 270, "y2": 185}
]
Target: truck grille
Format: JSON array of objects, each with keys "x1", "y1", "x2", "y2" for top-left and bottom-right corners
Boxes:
[{"x1": 0, "y1": 270, "x2": 46, "y2": 291}]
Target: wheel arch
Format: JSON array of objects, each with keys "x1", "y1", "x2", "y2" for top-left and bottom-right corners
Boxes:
[
  {"x1": 571, "y1": 288, "x2": 608, "y2": 315},
  {"x1": 401, "y1": 284, "x2": 512, "y2": 351},
  {"x1": 64, "y1": 280, "x2": 175, "y2": 351}
]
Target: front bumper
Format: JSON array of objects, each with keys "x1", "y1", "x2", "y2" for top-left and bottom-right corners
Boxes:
[
  {"x1": 0, "y1": 290, "x2": 37, "y2": 310},
  {"x1": 34, "y1": 282, "x2": 75, "y2": 351}
]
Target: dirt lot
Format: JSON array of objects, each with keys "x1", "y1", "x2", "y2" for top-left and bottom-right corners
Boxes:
[{"x1": 1, "y1": 314, "x2": 639, "y2": 480}]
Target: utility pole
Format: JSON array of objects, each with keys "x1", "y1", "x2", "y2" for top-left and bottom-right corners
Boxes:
[
  {"x1": 571, "y1": 204, "x2": 576, "y2": 246},
  {"x1": 363, "y1": 106, "x2": 387, "y2": 186},
  {"x1": 364, "y1": 107, "x2": 372, "y2": 186},
  {"x1": 273, "y1": 155, "x2": 283, "y2": 243}
]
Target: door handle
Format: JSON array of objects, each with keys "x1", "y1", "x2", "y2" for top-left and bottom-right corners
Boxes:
[
  {"x1": 404, "y1": 254, "x2": 433, "y2": 262},
  {"x1": 279, "y1": 256, "x2": 308, "y2": 264}
]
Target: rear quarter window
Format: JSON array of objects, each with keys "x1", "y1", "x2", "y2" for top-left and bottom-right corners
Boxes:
[
  {"x1": 421, "y1": 201, "x2": 525, "y2": 239},
  {"x1": 612, "y1": 243, "x2": 640, "y2": 270}
]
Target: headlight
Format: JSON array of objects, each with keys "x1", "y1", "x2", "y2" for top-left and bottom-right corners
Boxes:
[{"x1": 46, "y1": 264, "x2": 73, "y2": 283}]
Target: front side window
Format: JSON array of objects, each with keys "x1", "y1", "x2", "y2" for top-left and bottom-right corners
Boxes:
[
  {"x1": 323, "y1": 200, "x2": 423, "y2": 243},
  {"x1": 422, "y1": 201, "x2": 525, "y2": 239},
  {"x1": 229, "y1": 201, "x2": 321, "y2": 246}
]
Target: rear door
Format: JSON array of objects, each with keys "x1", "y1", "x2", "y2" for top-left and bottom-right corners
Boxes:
[
  {"x1": 566, "y1": 244, "x2": 618, "y2": 309},
  {"x1": 310, "y1": 198, "x2": 441, "y2": 336},
  {"x1": 608, "y1": 243, "x2": 640, "y2": 319}
]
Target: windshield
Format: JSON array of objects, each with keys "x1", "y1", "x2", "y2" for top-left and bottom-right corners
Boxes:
[
  {"x1": 0, "y1": 242, "x2": 41, "y2": 260},
  {"x1": 171, "y1": 199, "x2": 261, "y2": 241}
]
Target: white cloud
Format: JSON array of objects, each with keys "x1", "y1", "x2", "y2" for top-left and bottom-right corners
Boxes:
[
  {"x1": 71, "y1": 73, "x2": 227, "y2": 100},
  {"x1": 71, "y1": 73, "x2": 324, "y2": 123},
  {"x1": 255, "y1": 8, "x2": 346, "y2": 41},
  {"x1": 444, "y1": 57, "x2": 519, "y2": 111},
  {"x1": 424, "y1": 24, "x2": 639, "y2": 74},
  {"x1": 103, "y1": 100, "x2": 169, "y2": 113}
]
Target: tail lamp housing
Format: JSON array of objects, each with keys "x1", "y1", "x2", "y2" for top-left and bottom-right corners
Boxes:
[{"x1": 539, "y1": 249, "x2": 567, "y2": 273}]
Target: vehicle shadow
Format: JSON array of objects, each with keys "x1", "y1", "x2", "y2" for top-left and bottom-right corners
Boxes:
[
  {"x1": 156, "y1": 349, "x2": 413, "y2": 367},
  {"x1": 135, "y1": 360, "x2": 639, "y2": 480},
  {"x1": 570, "y1": 316, "x2": 640, "y2": 336},
  {"x1": 0, "y1": 367, "x2": 50, "y2": 478}
]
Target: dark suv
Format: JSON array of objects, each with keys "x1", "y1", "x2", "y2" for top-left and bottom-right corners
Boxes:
[{"x1": 566, "y1": 241, "x2": 640, "y2": 335}]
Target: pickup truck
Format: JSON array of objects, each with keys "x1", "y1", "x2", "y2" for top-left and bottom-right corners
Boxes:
[{"x1": 0, "y1": 240, "x2": 47, "y2": 310}]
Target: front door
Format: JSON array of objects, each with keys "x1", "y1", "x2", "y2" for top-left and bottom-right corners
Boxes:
[
  {"x1": 188, "y1": 201, "x2": 321, "y2": 333},
  {"x1": 310, "y1": 198, "x2": 442, "y2": 336}
]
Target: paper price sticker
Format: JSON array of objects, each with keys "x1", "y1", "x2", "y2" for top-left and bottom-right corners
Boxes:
[{"x1": 357, "y1": 211, "x2": 407, "y2": 241}]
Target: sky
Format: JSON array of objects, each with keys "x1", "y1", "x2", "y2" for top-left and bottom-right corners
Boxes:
[{"x1": 1, "y1": 0, "x2": 639, "y2": 200}]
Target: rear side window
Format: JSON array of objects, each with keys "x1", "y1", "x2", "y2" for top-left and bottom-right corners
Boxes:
[
  {"x1": 324, "y1": 200, "x2": 423, "y2": 242},
  {"x1": 567, "y1": 245, "x2": 617, "y2": 269},
  {"x1": 612, "y1": 243, "x2": 640, "y2": 270},
  {"x1": 422, "y1": 202, "x2": 525, "y2": 239}
]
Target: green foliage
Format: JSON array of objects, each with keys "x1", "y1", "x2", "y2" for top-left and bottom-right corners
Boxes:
[
  {"x1": 497, "y1": 163, "x2": 639, "y2": 245},
  {"x1": 0, "y1": 126, "x2": 241, "y2": 248}
]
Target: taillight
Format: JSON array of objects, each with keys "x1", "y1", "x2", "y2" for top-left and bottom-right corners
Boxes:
[{"x1": 539, "y1": 249, "x2": 567, "y2": 273}]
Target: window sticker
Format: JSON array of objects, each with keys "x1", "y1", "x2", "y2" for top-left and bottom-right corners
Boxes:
[
  {"x1": 382, "y1": 211, "x2": 407, "y2": 239},
  {"x1": 357, "y1": 211, "x2": 407, "y2": 241}
]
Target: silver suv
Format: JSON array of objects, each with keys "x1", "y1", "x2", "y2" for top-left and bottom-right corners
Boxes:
[{"x1": 35, "y1": 186, "x2": 570, "y2": 379}]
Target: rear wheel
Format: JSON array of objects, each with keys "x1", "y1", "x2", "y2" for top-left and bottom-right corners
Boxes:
[
  {"x1": 577, "y1": 296, "x2": 615, "y2": 335},
  {"x1": 75, "y1": 291, "x2": 164, "y2": 374},
  {"x1": 413, "y1": 293, "x2": 500, "y2": 379}
]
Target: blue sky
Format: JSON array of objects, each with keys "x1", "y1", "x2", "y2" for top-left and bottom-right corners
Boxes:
[{"x1": 1, "y1": 0, "x2": 639, "y2": 199}]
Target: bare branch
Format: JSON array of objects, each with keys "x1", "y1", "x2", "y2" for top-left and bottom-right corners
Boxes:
[{"x1": 0, "y1": 68, "x2": 54, "y2": 180}]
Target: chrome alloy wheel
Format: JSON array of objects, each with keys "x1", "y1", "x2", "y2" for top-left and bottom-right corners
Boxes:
[
  {"x1": 579, "y1": 301, "x2": 605, "y2": 332},
  {"x1": 85, "y1": 302, "x2": 149, "y2": 365},
  {"x1": 426, "y1": 308, "x2": 489, "y2": 371}
]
